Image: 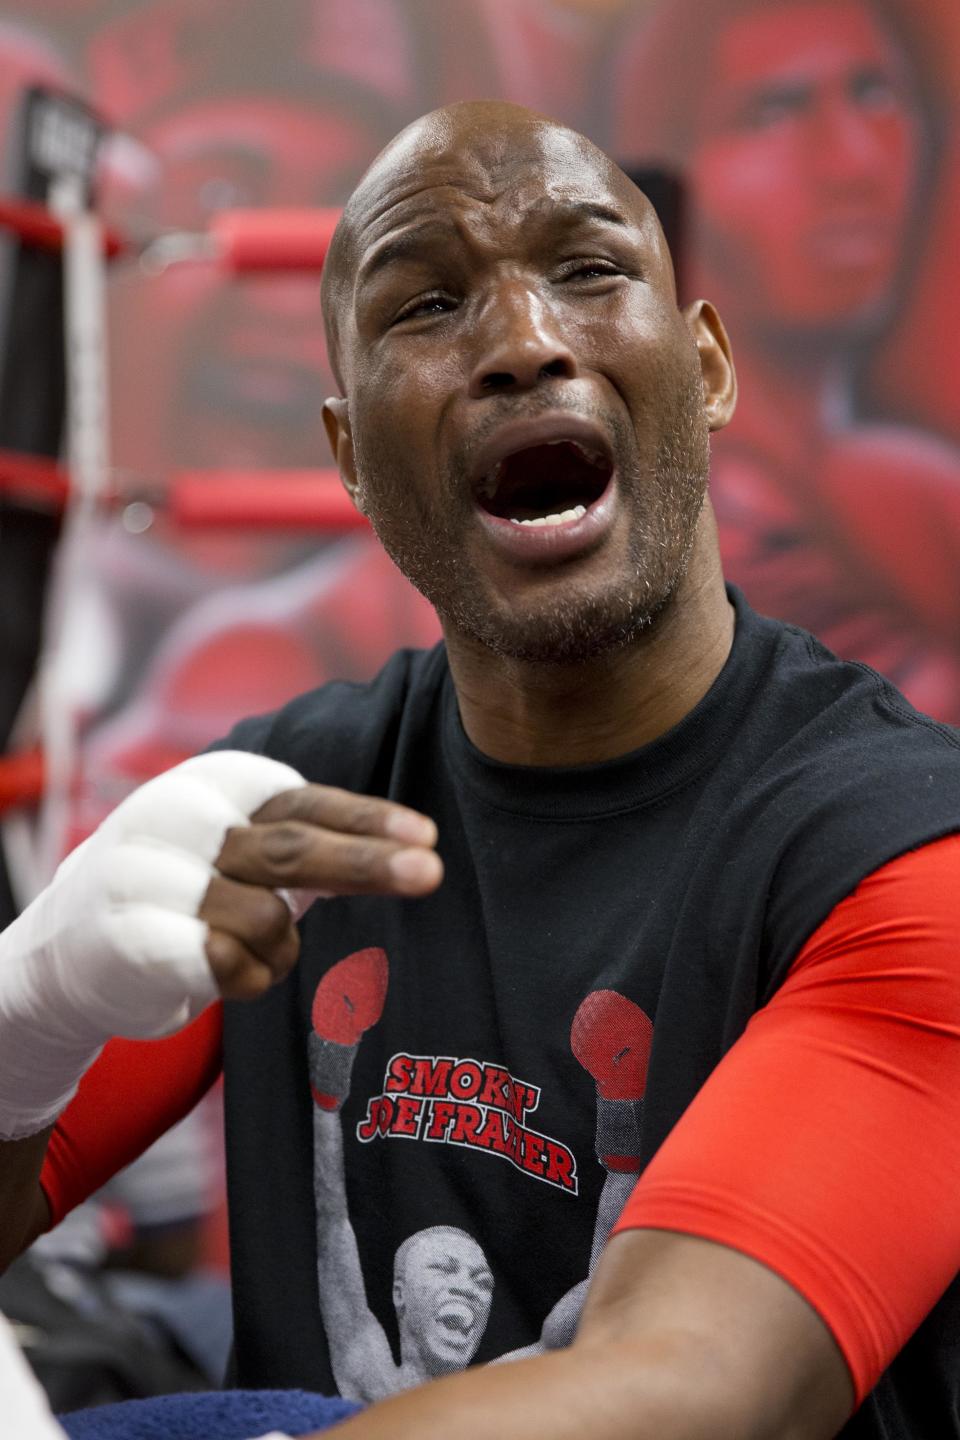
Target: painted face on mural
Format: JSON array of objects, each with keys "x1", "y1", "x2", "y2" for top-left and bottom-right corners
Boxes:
[
  {"x1": 114, "y1": 96, "x2": 382, "y2": 471},
  {"x1": 687, "y1": 0, "x2": 922, "y2": 335},
  {"x1": 323, "y1": 101, "x2": 734, "y2": 665},
  {"x1": 393, "y1": 1228, "x2": 494, "y2": 1374}
]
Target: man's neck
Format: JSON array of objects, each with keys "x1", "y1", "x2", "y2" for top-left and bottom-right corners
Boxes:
[{"x1": 444, "y1": 516, "x2": 735, "y2": 768}]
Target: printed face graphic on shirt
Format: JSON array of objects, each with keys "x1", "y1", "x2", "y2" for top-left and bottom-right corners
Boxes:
[
  {"x1": 308, "y1": 948, "x2": 654, "y2": 1402},
  {"x1": 393, "y1": 1226, "x2": 494, "y2": 1374}
]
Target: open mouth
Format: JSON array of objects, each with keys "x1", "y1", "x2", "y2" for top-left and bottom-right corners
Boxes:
[
  {"x1": 436, "y1": 1301, "x2": 475, "y2": 1336},
  {"x1": 475, "y1": 438, "x2": 612, "y2": 527}
]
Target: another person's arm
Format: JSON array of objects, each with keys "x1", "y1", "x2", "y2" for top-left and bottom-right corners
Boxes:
[{"x1": 300, "y1": 834, "x2": 960, "y2": 1440}]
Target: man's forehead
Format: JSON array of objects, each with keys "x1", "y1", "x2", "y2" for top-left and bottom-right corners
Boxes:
[
  {"x1": 343, "y1": 104, "x2": 647, "y2": 259},
  {"x1": 408, "y1": 1231, "x2": 484, "y2": 1264},
  {"x1": 319, "y1": 102, "x2": 663, "y2": 385}
]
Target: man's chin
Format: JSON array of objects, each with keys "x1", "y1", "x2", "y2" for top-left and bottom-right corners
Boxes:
[
  {"x1": 423, "y1": 1334, "x2": 479, "y2": 1375},
  {"x1": 448, "y1": 592, "x2": 664, "y2": 666}
]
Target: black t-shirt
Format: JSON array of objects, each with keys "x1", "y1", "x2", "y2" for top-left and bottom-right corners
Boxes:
[{"x1": 217, "y1": 587, "x2": 960, "y2": 1434}]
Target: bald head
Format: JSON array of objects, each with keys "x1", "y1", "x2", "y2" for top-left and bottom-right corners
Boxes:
[
  {"x1": 318, "y1": 96, "x2": 736, "y2": 671},
  {"x1": 321, "y1": 101, "x2": 670, "y2": 392}
]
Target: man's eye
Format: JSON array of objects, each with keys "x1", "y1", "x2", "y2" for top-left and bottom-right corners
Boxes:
[
  {"x1": 560, "y1": 259, "x2": 622, "y2": 283},
  {"x1": 392, "y1": 293, "x2": 456, "y2": 325}
]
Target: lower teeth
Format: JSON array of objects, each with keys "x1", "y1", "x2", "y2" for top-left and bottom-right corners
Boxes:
[{"x1": 509, "y1": 504, "x2": 587, "y2": 528}]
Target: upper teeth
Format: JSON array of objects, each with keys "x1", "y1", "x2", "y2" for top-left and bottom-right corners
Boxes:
[{"x1": 509, "y1": 505, "x2": 587, "y2": 528}]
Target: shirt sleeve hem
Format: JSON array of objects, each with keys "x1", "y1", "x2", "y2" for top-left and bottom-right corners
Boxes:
[{"x1": 612, "y1": 1180, "x2": 887, "y2": 1407}]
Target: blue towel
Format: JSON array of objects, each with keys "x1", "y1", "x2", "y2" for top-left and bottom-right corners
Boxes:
[{"x1": 59, "y1": 1388, "x2": 362, "y2": 1440}]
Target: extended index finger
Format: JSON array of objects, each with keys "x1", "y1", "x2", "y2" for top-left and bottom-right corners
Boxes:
[{"x1": 251, "y1": 784, "x2": 438, "y2": 848}]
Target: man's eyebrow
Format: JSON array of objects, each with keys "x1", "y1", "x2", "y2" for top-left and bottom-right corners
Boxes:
[
  {"x1": 357, "y1": 199, "x2": 633, "y2": 287},
  {"x1": 357, "y1": 223, "x2": 454, "y2": 285},
  {"x1": 559, "y1": 200, "x2": 632, "y2": 229}
]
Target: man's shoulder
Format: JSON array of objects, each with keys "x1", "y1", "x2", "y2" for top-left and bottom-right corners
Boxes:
[
  {"x1": 735, "y1": 600, "x2": 960, "y2": 860},
  {"x1": 736, "y1": 590, "x2": 960, "y2": 766},
  {"x1": 727, "y1": 598, "x2": 960, "y2": 981},
  {"x1": 210, "y1": 643, "x2": 449, "y2": 788}
]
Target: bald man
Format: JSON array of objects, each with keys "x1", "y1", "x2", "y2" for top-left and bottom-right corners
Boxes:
[{"x1": 2, "y1": 103, "x2": 960, "y2": 1440}]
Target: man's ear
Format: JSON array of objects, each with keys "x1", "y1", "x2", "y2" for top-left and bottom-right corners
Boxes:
[
  {"x1": 683, "y1": 299, "x2": 737, "y2": 433},
  {"x1": 322, "y1": 396, "x2": 364, "y2": 512},
  {"x1": 392, "y1": 1279, "x2": 404, "y2": 1316}
]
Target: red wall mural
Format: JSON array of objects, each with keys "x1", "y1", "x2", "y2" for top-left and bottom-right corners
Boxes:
[{"x1": 1, "y1": 0, "x2": 958, "y2": 825}]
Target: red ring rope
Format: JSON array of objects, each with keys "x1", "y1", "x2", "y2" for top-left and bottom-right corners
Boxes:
[
  {"x1": 210, "y1": 208, "x2": 339, "y2": 271},
  {"x1": 0, "y1": 198, "x2": 346, "y2": 817},
  {"x1": 168, "y1": 469, "x2": 365, "y2": 529},
  {"x1": 0, "y1": 194, "x2": 126, "y2": 258},
  {"x1": 0, "y1": 448, "x2": 70, "y2": 509},
  {"x1": 0, "y1": 450, "x2": 367, "y2": 529},
  {"x1": 0, "y1": 195, "x2": 339, "y2": 272}
]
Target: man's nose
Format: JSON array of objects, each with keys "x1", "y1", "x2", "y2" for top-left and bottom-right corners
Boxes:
[{"x1": 469, "y1": 283, "x2": 578, "y2": 397}]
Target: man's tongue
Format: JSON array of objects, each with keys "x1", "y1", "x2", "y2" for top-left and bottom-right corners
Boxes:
[{"x1": 480, "y1": 439, "x2": 609, "y2": 524}]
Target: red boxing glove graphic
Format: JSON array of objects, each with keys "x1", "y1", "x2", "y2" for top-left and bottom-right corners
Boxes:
[
  {"x1": 571, "y1": 990, "x2": 653, "y2": 1174},
  {"x1": 310, "y1": 948, "x2": 388, "y2": 1111},
  {"x1": 311, "y1": 947, "x2": 388, "y2": 1042},
  {"x1": 570, "y1": 989, "x2": 653, "y2": 1100}
]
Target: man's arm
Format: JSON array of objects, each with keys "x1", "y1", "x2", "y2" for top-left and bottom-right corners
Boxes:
[
  {"x1": 0, "y1": 753, "x2": 442, "y2": 1273},
  {"x1": 314, "y1": 1233, "x2": 849, "y2": 1440},
  {"x1": 313, "y1": 1098, "x2": 400, "y2": 1401},
  {"x1": 304, "y1": 834, "x2": 960, "y2": 1439},
  {"x1": 0, "y1": 1131, "x2": 52, "y2": 1271},
  {"x1": 0, "y1": 1005, "x2": 224, "y2": 1272}
]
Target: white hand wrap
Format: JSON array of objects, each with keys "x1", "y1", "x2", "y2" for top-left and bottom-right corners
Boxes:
[
  {"x1": 0, "y1": 751, "x2": 306, "y2": 1140},
  {"x1": 0, "y1": 1308, "x2": 69, "y2": 1440}
]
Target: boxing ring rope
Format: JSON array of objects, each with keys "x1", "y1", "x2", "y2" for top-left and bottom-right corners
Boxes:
[
  {"x1": 0, "y1": 192, "x2": 350, "y2": 822},
  {"x1": 0, "y1": 193, "x2": 340, "y2": 273},
  {"x1": 0, "y1": 452, "x2": 367, "y2": 530}
]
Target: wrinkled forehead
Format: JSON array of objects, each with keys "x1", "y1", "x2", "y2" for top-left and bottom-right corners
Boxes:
[
  {"x1": 405, "y1": 1230, "x2": 486, "y2": 1272},
  {"x1": 320, "y1": 110, "x2": 665, "y2": 392},
  {"x1": 345, "y1": 115, "x2": 650, "y2": 268}
]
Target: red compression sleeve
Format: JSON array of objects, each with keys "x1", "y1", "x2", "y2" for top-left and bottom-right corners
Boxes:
[
  {"x1": 613, "y1": 833, "x2": 960, "y2": 1405},
  {"x1": 39, "y1": 1002, "x2": 224, "y2": 1227}
]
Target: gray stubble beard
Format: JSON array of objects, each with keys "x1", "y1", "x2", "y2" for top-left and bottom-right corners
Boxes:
[{"x1": 354, "y1": 373, "x2": 710, "y2": 666}]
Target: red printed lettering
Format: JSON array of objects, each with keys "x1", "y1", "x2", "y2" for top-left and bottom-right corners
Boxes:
[
  {"x1": 544, "y1": 1140, "x2": 577, "y2": 1192},
  {"x1": 478, "y1": 1066, "x2": 512, "y2": 1112},
  {"x1": 423, "y1": 1099, "x2": 458, "y2": 1140},
  {"x1": 478, "y1": 1108, "x2": 511, "y2": 1155},
  {"x1": 356, "y1": 1095, "x2": 394, "y2": 1142},
  {"x1": 384, "y1": 1055, "x2": 414, "y2": 1092},
  {"x1": 449, "y1": 1104, "x2": 485, "y2": 1145},
  {"x1": 521, "y1": 1130, "x2": 546, "y2": 1175},
  {"x1": 449, "y1": 1060, "x2": 483, "y2": 1100},
  {"x1": 392, "y1": 1095, "x2": 423, "y2": 1137},
  {"x1": 359, "y1": 1054, "x2": 576, "y2": 1193},
  {"x1": 407, "y1": 1057, "x2": 455, "y2": 1098}
]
